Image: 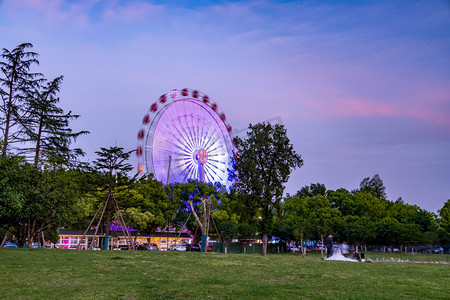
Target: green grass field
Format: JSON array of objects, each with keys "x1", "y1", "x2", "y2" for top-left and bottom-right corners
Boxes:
[{"x1": 0, "y1": 249, "x2": 449, "y2": 299}]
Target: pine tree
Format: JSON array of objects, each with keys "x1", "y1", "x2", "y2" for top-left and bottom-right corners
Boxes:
[
  {"x1": 22, "y1": 75, "x2": 88, "y2": 166},
  {"x1": 0, "y1": 43, "x2": 42, "y2": 155}
]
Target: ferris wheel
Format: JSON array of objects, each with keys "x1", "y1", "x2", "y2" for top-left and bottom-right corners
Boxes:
[{"x1": 136, "y1": 88, "x2": 235, "y2": 190}]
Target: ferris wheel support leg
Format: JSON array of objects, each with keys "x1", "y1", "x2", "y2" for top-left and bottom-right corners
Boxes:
[{"x1": 166, "y1": 155, "x2": 171, "y2": 185}]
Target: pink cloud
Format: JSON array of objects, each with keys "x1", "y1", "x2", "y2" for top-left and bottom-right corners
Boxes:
[
  {"x1": 296, "y1": 89, "x2": 450, "y2": 127},
  {"x1": 335, "y1": 98, "x2": 397, "y2": 118}
]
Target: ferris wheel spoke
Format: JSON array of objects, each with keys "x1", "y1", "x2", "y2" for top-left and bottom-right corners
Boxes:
[
  {"x1": 161, "y1": 107, "x2": 193, "y2": 151},
  {"x1": 192, "y1": 114, "x2": 204, "y2": 151},
  {"x1": 165, "y1": 120, "x2": 193, "y2": 152},
  {"x1": 201, "y1": 129, "x2": 219, "y2": 152},
  {"x1": 204, "y1": 163, "x2": 220, "y2": 176},
  {"x1": 154, "y1": 141, "x2": 190, "y2": 157},
  {"x1": 205, "y1": 143, "x2": 225, "y2": 154},
  {"x1": 158, "y1": 124, "x2": 194, "y2": 155},
  {"x1": 172, "y1": 102, "x2": 197, "y2": 151},
  {"x1": 205, "y1": 161, "x2": 225, "y2": 174},
  {"x1": 205, "y1": 132, "x2": 223, "y2": 151},
  {"x1": 180, "y1": 162, "x2": 197, "y2": 182},
  {"x1": 173, "y1": 116, "x2": 196, "y2": 153},
  {"x1": 208, "y1": 158, "x2": 227, "y2": 165},
  {"x1": 208, "y1": 152, "x2": 226, "y2": 157},
  {"x1": 184, "y1": 113, "x2": 198, "y2": 149},
  {"x1": 203, "y1": 169, "x2": 214, "y2": 183}
]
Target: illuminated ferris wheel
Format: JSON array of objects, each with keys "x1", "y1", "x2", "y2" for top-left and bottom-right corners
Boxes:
[{"x1": 136, "y1": 88, "x2": 235, "y2": 190}]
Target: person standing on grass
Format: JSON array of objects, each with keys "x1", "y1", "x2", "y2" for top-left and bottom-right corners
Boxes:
[
  {"x1": 324, "y1": 234, "x2": 333, "y2": 258},
  {"x1": 341, "y1": 241, "x2": 349, "y2": 256}
]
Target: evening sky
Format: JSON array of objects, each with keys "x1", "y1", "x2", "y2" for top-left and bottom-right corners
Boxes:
[{"x1": 1, "y1": 0, "x2": 449, "y2": 212}]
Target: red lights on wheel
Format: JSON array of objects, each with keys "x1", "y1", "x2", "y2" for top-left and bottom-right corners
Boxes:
[
  {"x1": 138, "y1": 129, "x2": 145, "y2": 139},
  {"x1": 151, "y1": 103, "x2": 158, "y2": 112},
  {"x1": 136, "y1": 147, "x2": 143, "y2": 156}
]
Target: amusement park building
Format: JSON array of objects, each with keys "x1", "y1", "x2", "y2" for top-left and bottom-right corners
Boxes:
[{"x1": 57, "y1": 229, "x2": 191, "y2": 250}]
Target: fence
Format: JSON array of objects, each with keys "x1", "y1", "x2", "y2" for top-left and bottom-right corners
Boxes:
[{"x1": 213, "y1": 242, "x2": 290, "y2": 254}]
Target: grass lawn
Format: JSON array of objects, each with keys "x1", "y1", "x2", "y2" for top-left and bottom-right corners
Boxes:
[{"x1": 0, "y1": 249, "x2": 449, "y2": 299}]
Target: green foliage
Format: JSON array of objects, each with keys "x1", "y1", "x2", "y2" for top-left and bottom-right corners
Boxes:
[
  {"x1": 307, "y1": 195, "x2": 341, "y2": 239},
  {"x1": 353, "y1": 191, "x2": 386, "y2": 220},
  {"x1": 93, "y1": 146, "x2": 134, "y2": 186},
  {"x1": 358, "y1": 174, "x2": 387, "y2": 201},
  {"x1": 0, "y1": 43, "x2": 42, "y2": 156},
  {"x1": 437, "y1": 200, "x2": 450, "y2": 244},
  {"x1": 296, "y1": 183, "x2": 326, "y2": 198},
  {"x1": 340, "y1": 216, "x2": 376, "y2": 246},
  {"x1": 234, "y1": 122, "x2": 303, "y2": 249},
  {"x1": 116, "y1": 176, "x2": 169, "y2": 234},
  {"x1": 406, "y1": 209, "x2": 437, "y2": 232},
  {"x1": 1, "y1": 43, "x2": 88, "y2": 166},
  {"x1": 438, "y1": 199, "x2": 450, "y2": 231},
  {"x1": 327, "y1": 188, "x2": 356, "y2": 215},
  {"x1": 24, "y1": 75, "x2": 89, "y2": 167},
  {"x1": 281, "y1": 195, "x2": 313, "y2": 242},
  {"x1": 0, "y1": 155, "x2": 78, "y2": 247}
]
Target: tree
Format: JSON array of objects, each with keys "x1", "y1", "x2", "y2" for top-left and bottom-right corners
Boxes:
[
  {"x1": 406, "y1": 209, "x2": 437, "y2": 233},
  {"x1": 353, "y1": 191, "x2": 386, "y2": 220},
  {"x1": 359, "y1": 174, "x2": 387, "y2": 201},
  {"x1": 1, "y1": 43, "x2": 88, "y2": 167},
  {"x1": 438, "y1": 200, "x2": 450, "y2": 231},
  {"x1": 217, "y1": 221, "x2": 237, "y2": 254},
  {"x1": 437, "y1": 200, "x2": 450, "y2": 245},
  {"x1": 341, "y1": 216, "x2": 376, "y2": 252},
  {"x1": 234, "y1": 122, "x2": 303, "y2": 256},
  {"x1": 0, "y1": 155, "x2": 78, "y2": 247},
  {"x1": 397, "y1": 223, "x2": 422, "y2": 252},
  {"x1": 375, "y1": 217, "x2": 401, "y2": 252},
  {"x1": 282, "y1": 195, "x2": 313, "y2": 257},
  {"x1": 327, "y1": 188, "x2": 356, "y2": 216},
  {"x1": 272, "y1": 218, "x2": 294, "y2": 250},
  {"x1": 180, "y1": 181, "x2": 218, "y2": 251},
  {"x1": 0, "y1": 155, "x2": 28, "y2": 245},
  {"x1": 386, "y1": 200, "x2": 421, "y2": 223},
  {"x1": 296, "y1": 183, "x2": 326, "y2": 198},
  {"x1": 22, "y1": 75, "x2": 88, "y2": 166},
  {"x1": 307, "y1": 195, "x2": 341, "y2": 258},
  {"x1": 1, "y1": 43, "x2": 42, "y2": 155},
  {"x1": 93, "y1": 146, "x2": 134, "y2": 186}
]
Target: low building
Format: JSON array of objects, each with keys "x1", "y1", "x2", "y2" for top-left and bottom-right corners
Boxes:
[{"x1": 57, "y1": 229, "x2": 191, "y2": 250}]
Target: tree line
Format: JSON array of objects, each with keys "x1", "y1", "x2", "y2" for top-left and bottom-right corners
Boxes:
[{"x1": 1, "y1": 43, "x2": 449, "y2": 254}]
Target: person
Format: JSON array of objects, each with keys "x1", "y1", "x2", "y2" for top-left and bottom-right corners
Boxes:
[
  {"x1": 341, "y1": 241, "x2": 349, "y2": 256},
  {"x1": 352, "y1": 251, "x2": 361, "y2": 262},
  {"x1": 324, "y1": 234, "x2": 333, "y2": 258}
]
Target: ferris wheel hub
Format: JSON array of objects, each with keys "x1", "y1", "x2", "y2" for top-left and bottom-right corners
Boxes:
[{"x1": 195, "y1": 149, "x2": 208, "y2": 164}]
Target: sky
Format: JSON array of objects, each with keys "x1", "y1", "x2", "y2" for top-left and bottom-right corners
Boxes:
[{"x1": 1, "y1": 0, "x2": 449, "y2": 213}]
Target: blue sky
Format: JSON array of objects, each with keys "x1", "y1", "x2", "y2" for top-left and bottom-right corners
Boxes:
[{"x1": 1, "y1": 0, "x2": 449, "y2": 212}]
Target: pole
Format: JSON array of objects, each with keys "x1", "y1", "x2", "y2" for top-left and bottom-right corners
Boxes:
[
  {"x1": 77, "y1": 198, "x2": 106, "y2": 249},
  {"x1": 166, "y1": 155, "x2": 172, "y2": 185},
  {"x1": 200, "y1": 162, "x2": 205, "y2": 183}
]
